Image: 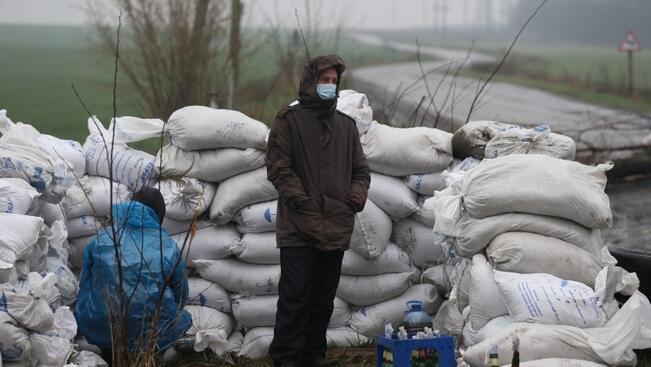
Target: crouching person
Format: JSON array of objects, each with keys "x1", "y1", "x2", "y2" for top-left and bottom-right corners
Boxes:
[{"x1": 74, "y1": 187, "x2": 192, "y2": 364}]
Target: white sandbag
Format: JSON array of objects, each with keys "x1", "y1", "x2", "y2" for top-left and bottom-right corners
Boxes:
[
  {"x1": 30, "y1": 333, "x2": 72, "y2": 366},
  {"x1": 421, "y1": 263, "x2": 456, "y2": 294},
  {"x1": 349, "y1": 199, "x2": 392, "y2": 259},
  {"x1": 195, "y1": 259, "x2": 280, "y2": 295},
  {"x1": 65, "y1": 350, "x2": 109, "y2": 367},
  {"x1": 326, "y1": 327, "x2": 368, "y2": 347},
  {"x1": 368, "y1": 172, "x2": 418, "y2": 220},
  {"x1": 238, "y1": 327, "x2": 274, "y2": 359},
  {"x1": 113, "y1": 107, "x2": 269, "y2": 150},
  {"x1": 468, "y1": 254, "x2": 508, "y2": 331},
  {"x1": 0, "y1": 178, "x2": 39, "y2": 215},
  {"x1": 485, "y1": 124, "x2": 576, "y2": 160},
  {"x1": 0, "y1": 312, "x2": 31, "y2": 362},
  {"x1": 156, "y1": 144, "x2": 266, "y2": 182},
  {"x1": 67, "y1": 215, "x2": 102, "y2": 238},
  {"x1": 36, "y1": 199, "x2": 66, "y2": 226},
  {"x1": 336, "y1": 90, "x2": 373, "y2": 135},
  {"x1": 391, "y1": 218, "x2": 448, "y2": 267},
  {"x1": 0, "y1": 213, "x2": 45, "y2": 265},
  {"x1": 350, "y1": 284, "x2": 440, "y2": 337},
  {"x1": 62, "y1": 176, "x2": 131, "y2": 218},
  {"x1": 36, "y1": 134, "x2": 86, "y2": 178},
  {"x1": 410, "y1": 195, "x2": 435, "y2": 227},
  {"x1": 361, "y1": 121, "x2": 453, "y2": 176},
  {"x1": 230, "y1": 232, "x2": 279, "y2": 265},
  {"x1": 69, "y1": 235, "x2": 93, "y2": 270},
  {"x1": 0, "y1": 112, "x2": 73, "y2": 203},
  {"x1": 493, "y1": 270, "x2": 615, "y2": 328},
  {"x1": 337, "y1": 269, "x2": 419, "y2": 306},
  {"x1": 234, "y1": 200, "x2": 277, "y2": 234},
  {"x1": 460, "y1": 155, "x2": 612, "y2": 229},
  {"x1": 158, "y1": 177, "x2": 216, "y2": 220},
  {"x1": 437, "y1": 209, "x2": 603, "y2": 258},
  {"x1": 232, "y1": 295, "x2": 350, "y2": 329},
  {"x1": 341, "y1": 243, "x2": 412, "y2": 276},
  {"x1": 209, "y1": 168, "x2": 278, "y2": 225},
  {"x1": 224, "y1": 331, "x2": 244, "y2": 356},
  {"x1": 187, "y1": 277, "x2": 231, "y2": 313},
  {"x1": 403, "y1": 171, "x2": 446, "y2": 197},
  {"x1": 462, "y1": 315, "x2": 512, "y2": 347},
  {"x1": 2, "y1": 274, "x2": 58, "y2": 332},
  {"x1": 185, "y1": 305, "x2": 235, "y2": 355},
  {"x1": 46, "y1": 256, "x2": 78, "y2": 306},
  {"x1": 487, "y1": 232, "x2": 602, "y2": 287},
  {"x1": 83, "y1": 117, "x2": 156, "y2": 191},
  {"x1": 431, "y1": 300, "x2": 465, "y2": 338},
  {"x1": 452, "y1": 120, "x2": 575, "y2": 160},
  {"x1": 161, "y1": 217, "x2": 210, "y2": 236},
  {"x1": 172, "y1": 223, "x2": 240, "y2": 267},
  {"x1": 504, "y1": 359, "x2": 607, "y2": 367},
  {"x1": 462, "y1": 292, "x2": 651, "y2": 367}
]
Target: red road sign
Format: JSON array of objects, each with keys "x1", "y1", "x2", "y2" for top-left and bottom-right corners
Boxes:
[{"x1": 619, "y1": 30, "x2": 642, "y2": 52}]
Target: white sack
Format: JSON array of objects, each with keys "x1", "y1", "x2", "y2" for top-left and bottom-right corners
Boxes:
[
  {"x1": 113, "y1": 107, "x2": 269, "y2": 150},
  {"x1": 421, "y1": 263, "x2": 456, "y2": 294},
  {"x1": 361, "y1": 121, "x2": 453, "y2": 176},
  {"x1": 0, "y1": 312, "x2": 31, "y2": 362},
  {"x1": 46, "y1": 255, "x2": 79, "y2": 306},
  {"x1": 30, "y1": 333, "x2": 72, "y2": 366},
  {"x1": 350, "y1": 284, "x2": 440, "y2": 337},
  {"x1": 0, "y1": 214, "x2": 45, "y2": 265},
  {"x1": 232, "y1": 296, "x2": 349, "y2": 329},
  {"x1": 36, "y1": 134, "x2": 86, "y2": 178},
  {"x1": 460, "y1": 154, "x2": 612, "y2": 229},
  {"x1": 162, "y1": 217, "x2": 210, "y2": 236},
  {"x1": 185, "y1": 305, "x2": 235, "y2": 356},
  {"x1": 83, "y1": 118, "x2": 156, "y2": 191},
  {"x1": 493, "y1": 270, "x2": 615, "y2": 328},
  {"x1": 431, "y1": 300, "x2": 465, "y2": 338},
  {"x1": 468, "y1": 254, "x2": 508, "y2": 331},
  {"x1": 452, "y1": 120, "x2": 575, "y2": 160},
  {"x1": 0, "y1": 178, "x2": 39, "y2": 215},
  {"x1": 368, "y1": 172, "x2": 418, "y2": 220},
  {"x1": 1, "y1": 275, "x2": 58, "y2": 332},
  {"x1": 326, "y1": 327, "x2": 368, "y2": 347},
  {"x1": 158, "y1": 177, "x2": 216, "y2": 220},
  {"x1": 230, "y1": 232, "x2": 280, "y2": 265},
  {"x1": 349, "y1": 199, "x2": 392, "y2": 259},
  {"x1": 505, "y1": 359, "x2": 607, "y2": 367},
  {"x1": 234, "y1": 200, "x2": 277, "y2": 233},
  {"x1": 65, "y1": 350, "x2": 109, "y2": 367},
  {"x1": 462, "y1": 291, "x2": 651, "y2": 367},
  {"x1": 156, "y1": 143, "x2": 265, "y2": 182},
  {"x1": 336, "y1": 90, "x2": 373, "y2": 135},
  {"x1": 437, "y1": 210, "x2": 603, "y2": 258},
  {"x1": 209, "y1": 168, "x2": 278, "y2": 225},
  {"x1": 62, "y1": 176, "x2": 131, "y2": 218},
  {"x1": 67, "y1": 215, "x2": 102, "y2": 238},
  {"x1": 172, "y1": 223, "x2": 240, "y2": 267},
  {"x1": 410, "y1": 195, "x2": 435, "y2": 227},
  {"x1": 194, "y1": 259, "x2": 280, "y2": 295},
  {"x1": 337, "y1": 269, "x2": 419, "y2": 306},
  {"x1": 238, "y1": 327, "x2": 274, "y2": 359},
  {"x1": 187, "y1": 277, "x2": 231, "y2": 313},
  {"x1": 487, "y1": 232, "x2": 602, "y2": 287},
  {"x1": 36, "y1": 199, "x2": 66, "y2": 226},
  {"x1": 341, "y1": 243, "x2": 412, "y2": 276},
  {"x1": 391, "y1": 218, "x2": 448, "y2": 267},
  {"x1": 69, "y1": 235, "x2": 93, "y2": 270},
  {"x1": 462, "y1": 315, "x2": 512, "y2": 347},
  {"x1": 403, "y1": 172, "x2": 445, "y2": 196}
]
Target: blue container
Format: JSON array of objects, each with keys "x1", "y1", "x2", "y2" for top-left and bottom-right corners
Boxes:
[
  {"x1": 375, "y1": 335, "x2": 456, "y2": 367},
  {"x1": 402, "y1": 300, "x2": 433, "y2": 334}
]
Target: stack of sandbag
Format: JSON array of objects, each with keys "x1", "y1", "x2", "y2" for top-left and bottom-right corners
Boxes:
[
  {"x1": 427, "y1": 153, "x2": 651, "y2": 365},
  {"x1": 452, "y1": 120, "x2": 576, "y2": 161}
]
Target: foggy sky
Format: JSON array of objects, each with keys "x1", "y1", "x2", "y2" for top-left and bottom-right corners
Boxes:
[{"x1": 0, "y1": 0, "x2": 510, "y2": 30}]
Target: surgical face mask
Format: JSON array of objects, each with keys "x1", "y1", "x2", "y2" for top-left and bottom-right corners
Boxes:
[{"x1": 316, "y1": 83, "x2": 337, "y2": 100}]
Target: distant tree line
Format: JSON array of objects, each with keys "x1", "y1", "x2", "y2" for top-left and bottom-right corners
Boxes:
[{"x1": 507, "y1": 0, "x2": 651, "y2": 46}]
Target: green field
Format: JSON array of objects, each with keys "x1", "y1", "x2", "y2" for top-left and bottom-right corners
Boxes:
[
  {"x1": 0, "y1": 24, "x2": 414, "y2": 147},
  {"x1": 466, "y1": 43, "x2": 651, "y2": 113}
]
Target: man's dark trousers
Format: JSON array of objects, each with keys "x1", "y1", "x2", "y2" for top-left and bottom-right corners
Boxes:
[{"x1": 269, "y1": 246, "x2": 345, "y2": 363}]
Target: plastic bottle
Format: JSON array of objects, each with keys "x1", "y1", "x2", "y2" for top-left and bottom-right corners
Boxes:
[
  {"x1": 511, "y1": 335, "x2": 520, "y2": 367},
  {"x1": 402, "y1": 300, "x2": 433, "y2": 334},
  {"x1": 488, "y1": 344, "x2": 499, "y2": 367}
]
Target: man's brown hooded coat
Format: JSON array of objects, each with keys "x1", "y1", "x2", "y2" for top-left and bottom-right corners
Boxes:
[{"x1": 266, "y1": 55, "x2": 371, "y2": 251}]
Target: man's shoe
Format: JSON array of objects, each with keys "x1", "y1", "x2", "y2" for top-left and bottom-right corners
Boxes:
[{"x1": 303, "y1": 354, "x2": 339, "y2": 367}]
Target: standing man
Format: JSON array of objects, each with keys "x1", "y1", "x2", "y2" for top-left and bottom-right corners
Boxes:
[{"x1": 266, "y1": 54, "x2": 371, "y2": 367}]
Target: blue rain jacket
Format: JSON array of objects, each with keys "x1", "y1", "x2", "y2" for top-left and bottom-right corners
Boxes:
[{"x1": 74, "y1": 200, "x2": 192, "y2": 351}]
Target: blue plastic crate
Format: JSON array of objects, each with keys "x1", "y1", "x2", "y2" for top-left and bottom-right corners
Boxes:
[{"x1": 375, "y1": 335, "x2": 455, "y2": 367}]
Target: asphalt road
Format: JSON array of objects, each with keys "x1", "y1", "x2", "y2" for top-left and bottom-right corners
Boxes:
[{"x1": 350, "y1": 34, "x2": 651, "y2": 161}]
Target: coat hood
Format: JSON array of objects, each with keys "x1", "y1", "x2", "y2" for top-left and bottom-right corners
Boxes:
[{"x1": 298, "y1": 54, "x2": 346, "y2": 114}]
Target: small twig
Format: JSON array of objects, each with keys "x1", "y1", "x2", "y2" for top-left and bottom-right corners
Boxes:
[{"x1": 294, "y1": 9, "x2": 311, "y2": 60}]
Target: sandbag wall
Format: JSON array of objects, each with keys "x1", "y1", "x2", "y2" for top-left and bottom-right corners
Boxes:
[
  {"x1": 429, "y1": 122, "x2": 651, "y2": 366},
  {"x1": 0, "y1": 110, "x2": 107, "y2": 366}
]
